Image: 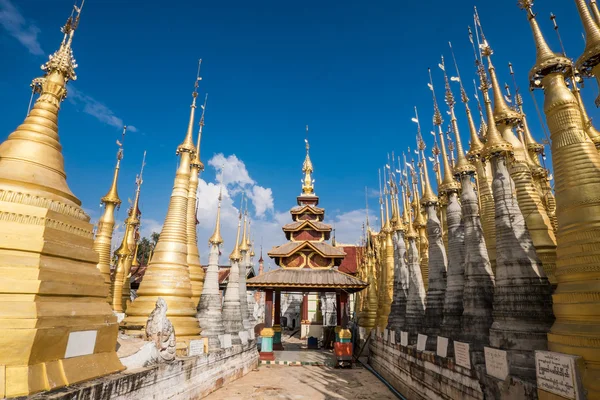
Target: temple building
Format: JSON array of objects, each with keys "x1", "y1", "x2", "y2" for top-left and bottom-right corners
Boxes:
[{"x1": 247, "y1": 136, "x2": 367, "y2": 358}]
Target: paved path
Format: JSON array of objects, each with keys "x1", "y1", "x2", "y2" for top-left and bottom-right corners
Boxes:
[{"x1": 204, "y1": 364, "x2": 396, "y2": 400}]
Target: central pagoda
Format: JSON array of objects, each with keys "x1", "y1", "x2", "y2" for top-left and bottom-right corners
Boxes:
[
  {"x1": 269, "y1": 139, "x2": 346, "y2": 269},
  {"x1": 247, "y1": 134, "x2": 367, "y2": 360}
]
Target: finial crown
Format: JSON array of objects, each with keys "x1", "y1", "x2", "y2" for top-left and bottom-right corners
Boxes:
[
  {"x1": 301, "y1": 128, "x2": 315, "y2": 195},
  {"x1": 42, "y1": 1, "x2": 84, "y2": 84}
]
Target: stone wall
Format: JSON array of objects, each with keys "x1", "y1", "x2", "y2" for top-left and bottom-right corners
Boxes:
[
  {"x1": 24, "y1": 341, "x2": 259, "y2": 400},
  {"x1": 369, "y1": 336, "x2": 483, "y2": 400},
  {"x1": 369, "y1": 336, "x2": 539, "y2": 400}
]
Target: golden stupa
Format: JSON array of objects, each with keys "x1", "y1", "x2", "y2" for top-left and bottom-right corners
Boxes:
[{"x1": 0, "y1": 4, "x2": 124, "y2": 397}]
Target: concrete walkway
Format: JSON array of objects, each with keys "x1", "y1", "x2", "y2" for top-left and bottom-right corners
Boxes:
[{"x1": 204, "y1": 364, "x2": 397, "y2": 400}]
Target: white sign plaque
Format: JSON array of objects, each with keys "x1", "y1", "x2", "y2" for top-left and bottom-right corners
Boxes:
[
  {"x1": 436, "y1": 336, "x2": 448, "y2": 358},
  {"x1": 188, "y1": 339, "x2": 204, "y2": 356},
  {"x1": 454, "y1": 341, "x2": 471, "y2": 370},
  {"x1": 65, "y1": 330, "x2": 97, "y2": 359},
  {"x1": 536, "y1": 351, "x2": 582, "y2": 400},
  {"x1": 485, "y1": 347, "x2": 509, "y2": 381},
  {"x1": 221, "y1": 334, "x2": 232, "y2": 349},
  {"x1": 249, "y1": 329, "x2": 255, "y2": 340},
  {"x1": 377, "y1": 326, "x2": 381, "y2": 338},
  {"x1": 390, "y1": 330, "x2": 396, "y2": 345},
  {"x1": 400, "y1": 331, "x2": 408, "y2": 347},
  {"x1": 359, "y1": 327, "x2": 366, "y2": 340},
  {"x1": 383, "y1": 329, "x2": 389, "y2": 342},
  {"x1": 239, "y1": 330, "x2": 249, "y2": 345},
  {"x1": 417, "y1": 334, "x2": 427, "y2": 351}
]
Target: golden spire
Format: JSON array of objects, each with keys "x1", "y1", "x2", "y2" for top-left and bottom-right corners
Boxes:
[
  {"x1": 245, "y1": 216, "x2": 252, "y2": 250},
  {"x1": 209, "y1": 185, "x2": 224, "y2": 245},
  {"x1": 412, "y1": 107, "x2": 437, "y2": 205},
  {"x1": 378, "y1": 168, "x2": 385, "y2": 231},
  {"x1": 178, "y1": 61, "x2": 201, "y2": 155},
  {"x1": 191, "y1": 92, "x2": 207, "y2": 171},
  {"x1": 428, "y1": 67, "x2": 459, "y2": 193},
  {"x1": 240, "y1": 195, "x2": 250, "y2": 252},
  {"x1": 478, "y1": 57, "x2": 513, "y2": 160},
  {"x1": 474, "y1": 9, "x2": 522, "y2": 125},
  {"x1": 447, "y1": 42, "x2": 476, "y2": 175},
  {"x1": 383, "y1": 168, "x2": 391, "y2": 232},
  {"x1": 123, "y1": 67, "x2": 203, "y2": 340},
  {"x1": 102, "y1": 126, "x2": 126, "y2": 205},
  {"x1": 518, "y1": 1, "x2": 572, "y2": 88},
  {"x1": 405, "y1": 181, "x2": 418, "y2": 239},
  {"x1": 128, "y1": 151, "x2": 146, "y2": 227},
  {"x1": 301, "y1": 125, "x2": 315, "y2": 195},
  {"x1": 230, "y1": 211, "x2": 243, "y2": 261}
]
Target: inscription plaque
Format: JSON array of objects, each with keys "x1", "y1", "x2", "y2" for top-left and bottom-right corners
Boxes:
[
  {"x1": 417, "y1": 334, "x2": 427, "y2": 351},
  {"x1": 485, "y1": 347, "x2": 509, "y2": 381},
  {"x1": 454, "y1": 341, "x2": 471, "y2": 370}
]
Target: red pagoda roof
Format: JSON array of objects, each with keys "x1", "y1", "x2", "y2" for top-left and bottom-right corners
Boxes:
[
  {"x1": 268, "y1": 241, "x2": 346, "y2": 258},
  {"x1": 290, "y1": 204, "x2": 324, "y2": 215},
  {"x1": 282, "y1": 220, "x2": 332, "y2": 232}
]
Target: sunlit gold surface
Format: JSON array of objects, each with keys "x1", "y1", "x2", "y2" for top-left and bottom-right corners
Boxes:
[
  {"x1": 522, "y1": 3, "x2": 600, "y2": 397},
  {"x1": 123, "y1": 84, "x2": 201, "y2": 342},
  {"x1": 0, "y1": 6, "x2": 124, "y2": 396}
]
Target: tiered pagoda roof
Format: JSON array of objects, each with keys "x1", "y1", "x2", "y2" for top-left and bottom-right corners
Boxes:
[{"x1": 247, "y1": 137, "x2": 367, "y2": 293}]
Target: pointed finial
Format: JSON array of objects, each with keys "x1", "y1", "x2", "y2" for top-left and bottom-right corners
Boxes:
[
  {"x1": 474, "y1": 12, "x2": 522, "y2": 125},
  {"x1": 191, "y1": 93, "x2": 207, "y2": 171},
  {"x1": 240, "y1": 195, "x2": 250, "y2": 252},
  {"x1": 178, "y1": 60, "x2": 202, "y2": 154},
  {"x1": 101, "y1": 126, "x2": 126, "y2": 206},
  {"x1": 479, "y1": 67, "x2": 514, "y2": 160},
  {"x1": 301, "y1": 126, "x2": 315, "y2": 195},
  {"x1": 429, "y1": 67, "x2": 458, "y2": 192},
  {"x1": 229, "y1": 203, "x2": 243, "y2": 261},
  {"x1": 418, "y1": 147, "x2": 438, "y2": 205},
  {"x1": 518, "y1": 1, "x2": 572, "y2": 89},
  {"x1": 209, "y1": 179, "x2": 224, "y2": 245},
  {"x1": 127, "y1": 151, "x2": 146, "y2": 226},
  {"x1": 42, "y1": 1, "x2": 85, "y2": 84}
]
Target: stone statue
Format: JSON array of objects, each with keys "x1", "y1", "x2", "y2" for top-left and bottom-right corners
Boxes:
[
  {"x1": 119, "y1": 297, "x2": 178, "y2": 369},
  {"x1": 145, "y1": 297, "x2": 177, "y2": 363}
]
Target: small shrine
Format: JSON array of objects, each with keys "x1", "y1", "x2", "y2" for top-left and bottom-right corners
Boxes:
[{"x1": 246, "y1": 135, "x2": 367, "y2": 362}]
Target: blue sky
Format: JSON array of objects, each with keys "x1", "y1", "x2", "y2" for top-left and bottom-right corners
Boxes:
[{"x1": 0, "y1": 0, "x2": 597, "y2": 269}]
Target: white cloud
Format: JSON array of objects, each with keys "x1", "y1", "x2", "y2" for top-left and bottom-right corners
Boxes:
[
  {"x1": 209, "y1": 153, "x2": 254, "y2": 187},
  {"x1": 325, "y1": 208, "x2": 376, "y2": 245},
  {"x1": 0, "y1": 0, "x2": 43, "y2": 55},
  {"x1": 68, "y1": 87, "x2": 138, "y2": 132},
  {"x1": 247, "y1": 185, "x2": 274, "y2": 218}
]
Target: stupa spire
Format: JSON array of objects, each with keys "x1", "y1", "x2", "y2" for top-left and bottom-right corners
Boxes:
[
  {"x1": 447, "y1": 43, "x2": 476, "y2": 175},
  {"x1": 124, "y1": 67, "x2": 203, "y2": 342},
  {"x1": 474, "y1": 8, "x2": 521, "y2": 124},
  {"x1": 430, "y1": 65, "x2": 460, "y2": 193},
  {"x1": 230, "y1": 211, "x2": 243, "y2": 261},
  {"x1": 209, "y1": 184, "x2": 224, "y2": 245},
  {"x1": 301, "y1": 126, "x2": 315, "y2": 195},
  {"x1": 414, "y1": 107, "x2": 437, "y2": 205},
  {"x1": 111, "y1": 152, "x2": 145, "y2": 313},
  {"x1": 187, "y1": 64, "x2": 206, "y2": 306},
  {"x1": 94, "y1": 126, "x2": 126, "y2": 292}
]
